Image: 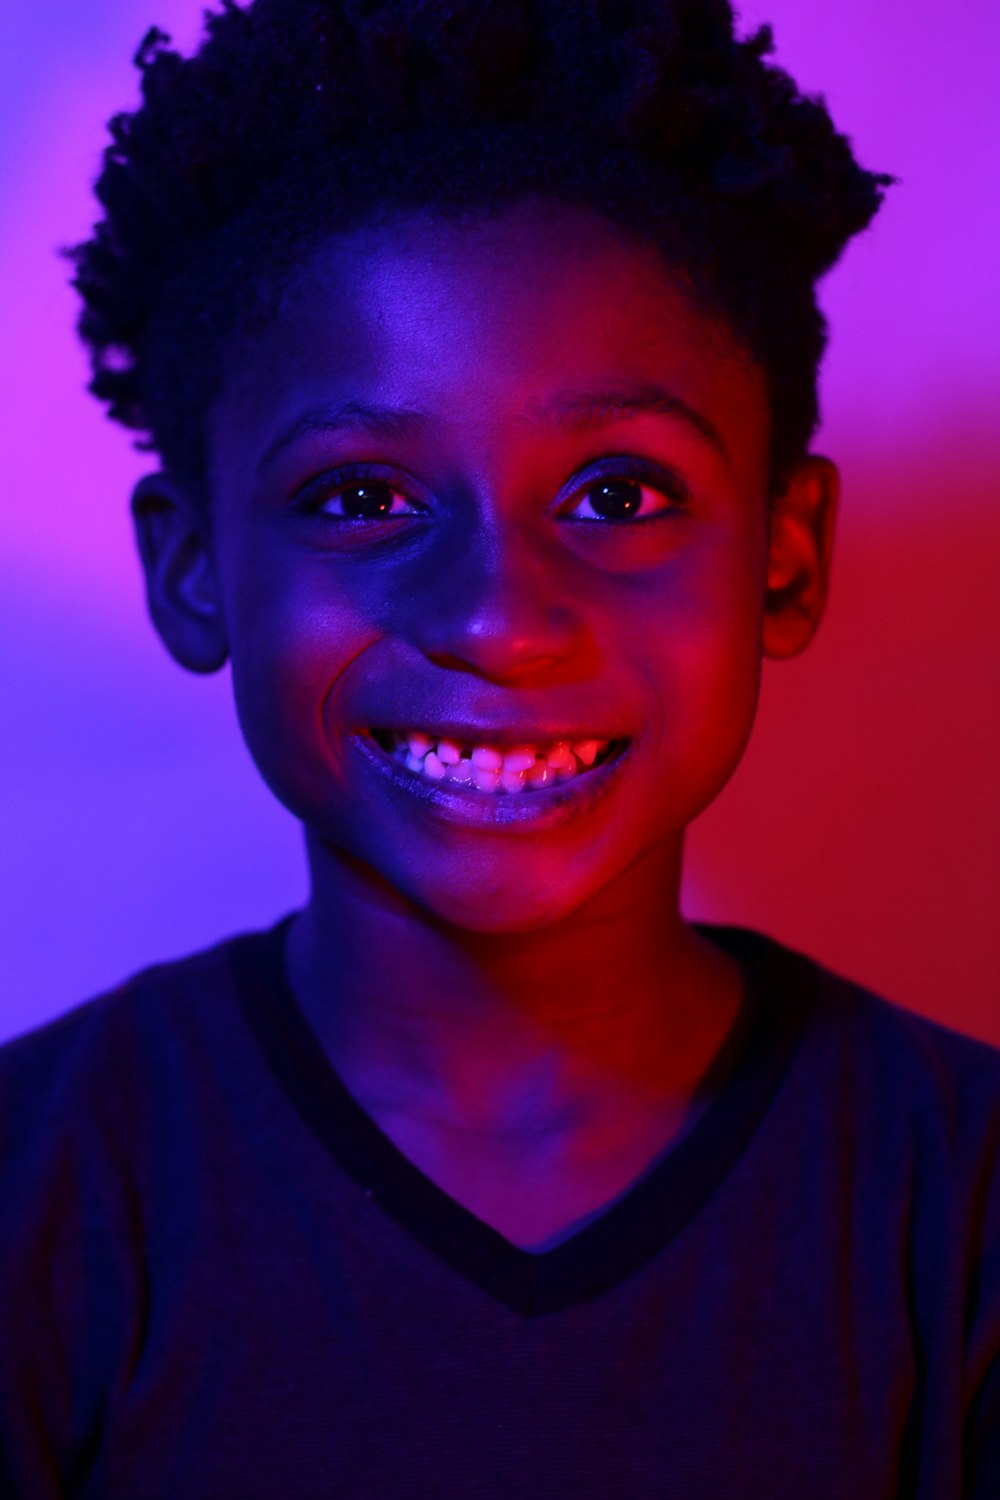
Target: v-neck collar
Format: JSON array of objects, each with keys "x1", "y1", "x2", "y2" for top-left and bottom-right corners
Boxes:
[{"x1": 229, "y1": 915, "x2": 810, "y2": 1317}]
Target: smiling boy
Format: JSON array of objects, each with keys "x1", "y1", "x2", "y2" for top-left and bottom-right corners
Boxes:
[{"x1": 1, "y1": 2, "x2": 999, "y2": 1496}]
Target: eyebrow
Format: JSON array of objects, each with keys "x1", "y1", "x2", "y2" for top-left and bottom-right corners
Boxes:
[
  {"x1": 526, "y1": 385, "x2": 729, "y2": 463},
  {"x1": 255, "y1": 383, "x2": 729, "y2": 475},
  {"x1": 256, "y1": 400, "x2": 435, "y2": 473}
]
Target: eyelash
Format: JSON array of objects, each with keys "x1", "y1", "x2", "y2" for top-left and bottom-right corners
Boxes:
[{"x1": 295, "y1": 456, "x2": 691, "y2": 525}]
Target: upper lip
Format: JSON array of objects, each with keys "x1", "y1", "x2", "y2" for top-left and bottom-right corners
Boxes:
[{"x1": 361, "y1": 725, "x2": 627, "y2": 747}]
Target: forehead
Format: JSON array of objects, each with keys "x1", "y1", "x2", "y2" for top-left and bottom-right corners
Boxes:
[{"x1": 207, "y1": 198, "x2": 768, "y2": 485}]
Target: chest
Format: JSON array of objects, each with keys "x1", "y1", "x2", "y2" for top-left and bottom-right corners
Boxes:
[
  {"x1": 93, "y1": 1200, "x2": 929, "y2": 1500},
  {"x1": 363, "y1": 1098, "x2": 698, "y2": 1250}
]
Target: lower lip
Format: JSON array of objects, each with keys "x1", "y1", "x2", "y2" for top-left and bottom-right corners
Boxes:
[{"x1": 350, "y1": 733, "x2": 634, "y2": 830}]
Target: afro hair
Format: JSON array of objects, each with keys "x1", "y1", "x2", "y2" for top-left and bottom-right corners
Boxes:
[{"x1": 68, "y1": 0, "x2": 892, "y2": 494}]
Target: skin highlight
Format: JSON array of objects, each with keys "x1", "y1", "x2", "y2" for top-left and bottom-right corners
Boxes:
[{"x1": 132, "y1": 200, "x2": 837, "y2": 1248}]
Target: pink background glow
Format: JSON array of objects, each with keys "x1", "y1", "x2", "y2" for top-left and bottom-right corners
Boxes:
[{"x1": 1, "y1": 0, "x2": 998, "y2": 1045}]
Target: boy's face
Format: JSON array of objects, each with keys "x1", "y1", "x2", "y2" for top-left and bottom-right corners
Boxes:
[{"x1": 142, "y1": 199, "x2": 834, "y2": 933}]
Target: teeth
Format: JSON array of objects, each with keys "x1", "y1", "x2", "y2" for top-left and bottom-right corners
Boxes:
[
  {"x1": 472, "y1": 763, "x2": 501, "y2": 792},
  {"x1": 378, "y1": 731, "x2": 620, "y2": 794},
  {"x1": 545, "y1": 743, "x2": 577, "y2": 780},
  {"x1": 422, "y1": 751, "x2": 448, "y2": 781},
  {"x1": 502, "y1": 747, "x2": 536, "y2": 774},
  {"x1": 407, "y1": 732, "x2": 433, "y2": 760},
  {"x1": 572, "y1": 739, "x2": 602, "y2": 767},
  {"x1": 527, "y1": 760, "x2": 555, "y2": 788}
]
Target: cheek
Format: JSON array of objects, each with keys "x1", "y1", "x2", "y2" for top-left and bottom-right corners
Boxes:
[
  {"x1": 629, "y1": 532, "x2": 766, "y2": 809},
  {"x1": 223, "y1": 557, "x2": 376, "y2": 816}
]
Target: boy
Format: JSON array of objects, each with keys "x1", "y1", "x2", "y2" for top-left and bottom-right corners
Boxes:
[{"x1": 2, "y1": 1, "x2": 998, "y2": 1494}]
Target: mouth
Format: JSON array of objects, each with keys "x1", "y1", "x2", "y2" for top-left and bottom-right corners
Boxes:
[
  {"x1": 351, "y1": 726, "x2": 634, "y2": 829},
  {"x1": 366, "y1": 728, "x2": 630, "y2": 795}
]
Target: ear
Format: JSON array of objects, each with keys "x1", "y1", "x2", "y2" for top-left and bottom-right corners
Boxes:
[
  {"x1": 761, "y1": 455, "x2": 839, "y2": 661},
  {"x1": 131, "y1": 473, "x2": 229, "y2": 673}
]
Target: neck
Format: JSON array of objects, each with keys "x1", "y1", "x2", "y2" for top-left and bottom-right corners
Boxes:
[{"x1": 285, "y1": 833, "x2": 742, "y2": 1151}]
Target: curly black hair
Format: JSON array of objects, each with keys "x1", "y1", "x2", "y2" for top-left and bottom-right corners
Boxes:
[{"x1": 68, "y1": 0, "x2": 892, "y2": 496}]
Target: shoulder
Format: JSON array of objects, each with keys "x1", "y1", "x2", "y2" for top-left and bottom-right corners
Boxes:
[
  {"x1": 790, "y1": 937, "x2": 1000, "y2": 1462},
  {"x1": 787, "y1": 934, "x2": 1000, "y2": 1150},
  {"x1": 732, "y1": 927, "x2": 1000, "y2": 1375},
  {"x1": 0, "y1": 920, "x2": 290, "y2": 1213},
  {"x1": 0, "y1": 926, "x2": 287, "y2": 1481},
  {"x1": 1, "y1": 931, "x2": 243, "y2": 1122},
  {"x1": 0, "y1": 924, "x2": 288, "y2": 1407},
  {"x1": 705, "y1": 920, "x2": 1000, "y2": 1281},
  {"x1": 711, "y1": 922, "x2": 1000, "y2": 1146},
  {"x1": 736, "y1": 928, "x2": 1000, "y2": 1479}
]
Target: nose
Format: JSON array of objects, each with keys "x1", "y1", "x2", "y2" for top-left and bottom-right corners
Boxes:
[{"x1": 405, "y1": 519, "x2": 588, "y2": 684}]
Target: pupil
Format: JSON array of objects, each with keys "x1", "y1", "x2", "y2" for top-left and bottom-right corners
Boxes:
[
  {"x1": 342, "y1": 481, "x2": 394, "y2": 518},
  {"x1": 589, "y1": 479, "x2": 641, "y2": 519}
]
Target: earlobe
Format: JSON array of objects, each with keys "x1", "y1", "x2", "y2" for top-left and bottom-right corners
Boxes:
[
  {"x1": 131, "y1": 473, "x2": 229, "y2": 673},
  {"x1": 761, "y1": 456, "x2": 839, "y2": 661}
]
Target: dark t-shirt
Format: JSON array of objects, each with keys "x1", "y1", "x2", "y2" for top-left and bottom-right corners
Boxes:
[{"x1": 1, "y1": 916, "x2": 998, "y2": 1497}]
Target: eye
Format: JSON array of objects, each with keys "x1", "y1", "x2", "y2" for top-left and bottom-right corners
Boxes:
[
  {"x1": 290, "y1": 458, "x2": 428, "y2": 521},
  {"x1": 311, "y1": 477, "x2": 423, "y2": 521},
  {"x1": 562, "y1": 459, "x2": 689, "y2": 523}
]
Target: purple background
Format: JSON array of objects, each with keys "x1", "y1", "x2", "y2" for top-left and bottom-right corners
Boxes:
[{"x1": 1, "y1": 0, "x2": 998, "y2": 1045}]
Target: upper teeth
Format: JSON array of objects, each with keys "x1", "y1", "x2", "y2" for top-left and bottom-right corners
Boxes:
[{"x1": 383, "y1": 731, "x2": 612, "y2": 793}]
